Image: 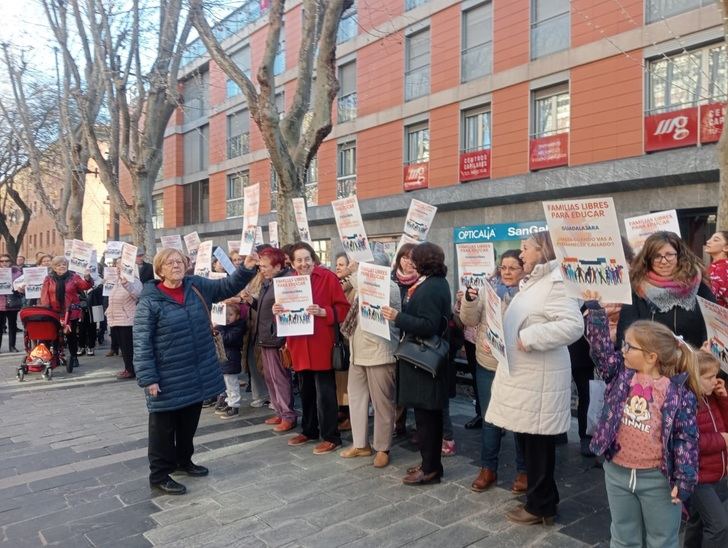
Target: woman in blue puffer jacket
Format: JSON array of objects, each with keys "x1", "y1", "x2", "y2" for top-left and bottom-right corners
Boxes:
[{"x1": 134, "y1": 248, "x2": 258, "y2": 495}]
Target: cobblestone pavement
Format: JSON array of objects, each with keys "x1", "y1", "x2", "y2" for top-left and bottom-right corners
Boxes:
[{"x1": 0, "y1": 340, "x2": 610, "y2": 547}]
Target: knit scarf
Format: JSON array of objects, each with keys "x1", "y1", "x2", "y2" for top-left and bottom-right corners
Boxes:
[
  {"x1": 638, "y1": 270, "x2": 701, "y2": 313},
  {"x1": 395, "y1": 269, "x2": 419, "y2": 288},
  {"x1": 50, "y1": 270, "x2": 72, "y2": 310},
  {"x1": 340, "y1": 296, "x2": 358, "y2": 339}
]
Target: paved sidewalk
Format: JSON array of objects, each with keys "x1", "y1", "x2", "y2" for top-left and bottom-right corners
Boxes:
[{"x1": 0, "y1": 344, "x2": 610, "y2": 547}]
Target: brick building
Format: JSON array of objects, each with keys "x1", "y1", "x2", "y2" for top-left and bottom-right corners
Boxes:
[{"x1": 130, "y1": 0, "x2": 725, "y2": 266}]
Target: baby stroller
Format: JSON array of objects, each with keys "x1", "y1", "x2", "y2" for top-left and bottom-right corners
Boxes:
[{"x1": 17, "y1": 306, "x2": 70, "y2": 381}]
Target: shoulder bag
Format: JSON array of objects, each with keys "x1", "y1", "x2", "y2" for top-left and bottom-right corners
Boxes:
[
  {"x1": 393, "y1": 316, "x2": 450, "y2": 378},
  {"x1": 190, "y1": 285, "x2": 227, "y2": 363},
  {"x1": 331, "y1": 306, "x2": 350, "y2": 372}
]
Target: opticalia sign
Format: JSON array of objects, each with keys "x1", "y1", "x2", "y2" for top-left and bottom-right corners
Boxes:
[
  {"x1": 403, "y1": 162, "x2": 429, "y2": 192},
  {"x1": 459, "y1": 149, "x2": 491, "y2": 182},
  {"x1": 453, "y1": 221, "x2": 548, "y2": 244},
  {"x1": 644, "y1": 107, "x2": 699, "y2": 152},
  {"x1": 700, "y1": 103, "x2": 726, "y2": 144}
]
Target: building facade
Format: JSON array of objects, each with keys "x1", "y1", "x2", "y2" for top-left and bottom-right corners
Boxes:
[{"x1": 133, "y1": 0, "x2": 725, "y2": 267}]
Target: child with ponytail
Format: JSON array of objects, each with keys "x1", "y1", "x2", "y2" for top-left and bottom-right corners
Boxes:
[{"x1": 583, "y1": 293, "x2": 699, "y2": 548}]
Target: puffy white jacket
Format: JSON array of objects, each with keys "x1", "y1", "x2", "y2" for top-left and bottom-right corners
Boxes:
[
  {"x1": 485, "y1": 260, "x2": 583, "y2": 435},
  {"x1": 106, "y1": 277, "x2": 142, "y2": 327}
]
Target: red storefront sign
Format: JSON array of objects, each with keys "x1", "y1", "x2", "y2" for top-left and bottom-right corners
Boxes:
[
  {"x1": 644, "y1": 107, "x2": 698, "y2": 152},
  {"x1": 403, "y1": 162, "x2": 429, "y2": 191},
  {"x1": 700, "y1": 103, "x2": 726, "y2": 144},
  {"x1": 529, "y1": 133, "x2": 568, "y2": 171},
  {"x1": 459, "y1": 149, "x2": 491, "y2": 182}
]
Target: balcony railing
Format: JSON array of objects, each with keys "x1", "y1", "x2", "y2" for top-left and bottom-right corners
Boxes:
[
  {"x1": 462, "y1": 43, "x2": 491, "y2": 82},
  {"x1": 305, "y1": 183, "x2": 318, "y2": 206},
  {"x1": 336, "y1": 176, "x2": 357, "y2": 199},
  {"x1": 226, "y1": 198, "x2": 244, "y2": 219},
  {"x1": 227, "y1": 133, "x2": 250, "y2": 159},
  {"x1": 405, "y1": 65, "x2": 429, "y2": 101},
  {"x1": 337, "y1": 93, "x2": 357, "y2": 123},
  {"x1": 531, "y1": 13, "x2": 569, "y2": 59}
]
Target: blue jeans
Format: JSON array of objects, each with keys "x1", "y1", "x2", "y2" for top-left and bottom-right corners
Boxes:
[{"x1": 476, "y1": 366, "x2": 525, "y2": 472}]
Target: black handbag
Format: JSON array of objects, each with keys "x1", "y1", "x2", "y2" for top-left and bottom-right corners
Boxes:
[
  {"x1": 331, "y1": 307, "x2": 350, "y2": 372},
  {"x1": 393, "y1": 316, "x2": 449, "y2": 378},
  {"x1": 5, "y1": 292, "x2": 23, "y2": 310}
]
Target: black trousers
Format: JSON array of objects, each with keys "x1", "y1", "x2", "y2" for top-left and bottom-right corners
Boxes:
[
  {"x1": 0, "y1": 310, "x2": 18, "y2": 349},
  {"x1": 572, "y1": 366, "x2": 594, "y2": 439},
  {"x1": 78, "y1": 311, "x2": 97, "y2": 349},
  {"x1": 148, "y1": 402, "x2": 202, "y2": 483},
  {"x1": 66, "y1": 319, "x2": 80, "y2": 357},
  {"x1": 110, "y1": 327, "x2": 120, "y2": 354},
  {"x1": 299, "y1": 370, "x2": 341, "y2": 444},
  {"x1": 414, "y1": 407, "x2": 443, "y2": 476},
  {"x1": 463, "y1": 341, "x2": 480, "y2": 415},
  {"x1": 111, "y1": 326, "x2": 134, "y2": 374},
  {"x1": 516, "y1": 432, "x2": 559, "y2": 517}
]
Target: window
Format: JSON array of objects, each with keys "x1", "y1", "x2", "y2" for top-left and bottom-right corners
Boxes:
[
  {"x1": 275, "y1": 92, "x2": 285, "y2": 119},
  {"x1": 226, "y1": 46, "x2": 251, "y2": 98},
  {"x1": 305, "y1": 156, "x2": 318, "y2": 206},
  {"x1": 183, "y1": 71, "x2": 209, "y2": 123},
  {"x1": 647, "y1": 0, "x2": 712, "y2": 24},
  {"x1": 227, "y1": 109, "x2": 250, "y2": 159},
  {"x1": 152, "y1": 195, "x2": 164, "y2": 229},
  {"x1": 462, "y1": 3, "x2": 492, "y2": 82},
  {"x1": 337, "y1": 61, "x2": 357, "y2": 122},
  {"x1": 463, "y1": 107, "x2": 491, "y2": 152},
  {"x1": 405, "y1": 0, "x2": 428, "y2": 10},
  {"x1": 337, "y1": 141, "x2": 357, "y2": 198},
  {"x1": 183, "y1": 180, "x2": 209, "y2": 225},
  {"x1": 531, "y1": 0, "x2": 569, "y2": 59},
  {"x1": 183, "y1": 125, "x2": 209, "y2": 174},
  {"x1": 312, "y1": 239, "x2": 331, "y2": 267},
  {"x1": 533, "y1": 85, "x2": 570, "y2": 138},
  {"x1": 405, "y1": 123, "x2": 430, "y2": 164},
  {"x1": 405, "y1": 29, "x2": 430, "y2": 101},
  {"x1": 273, "y1": 25, "x2": 285, "y2": 76},
  {"x1": 226, "y1": 171, "x2": 249, "y2": 218},
  {"x1": 337, "y1": 1, "x2": 357, "y2": 44},
  {"x1": 647, "y1": 43, "x2": 727, "y2": 114}
]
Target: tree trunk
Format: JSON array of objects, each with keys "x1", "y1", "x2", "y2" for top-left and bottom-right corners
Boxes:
[{"x1": 129, "y1": 171, "x2": 156, "y2": 256}]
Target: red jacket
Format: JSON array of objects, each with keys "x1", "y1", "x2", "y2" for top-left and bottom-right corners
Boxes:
[
  {"x1": 286, "y1": 265, "x2": 350, "y2": 372},
  {"x1": 697, "y1": 393, "x2": 728, "y2": 484},
  {"x1": 40, "y1": 273, "x2": 93, "y2": 322},
  {"x1": 709, "y1": 258, "x2": 728, "y2": 308}
]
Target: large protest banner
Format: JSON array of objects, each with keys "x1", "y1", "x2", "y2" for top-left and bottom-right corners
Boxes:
[
  {"x1": 332, "y1": 196, "x2": 373, "y2": 262},
  {"x1": 357, "y1": 263, "x2": 390, "y2": 340},
  {"x1": 273, "y1": 275, "x2": 314, "y2": 336},
  {"x1": 624, "y1": 210, "x2": 681, "y2": 254}
]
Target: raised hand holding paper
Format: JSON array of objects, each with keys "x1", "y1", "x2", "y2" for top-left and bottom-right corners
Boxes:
[{"x1": 69, "y1": 240, "x2": 94, "y2": 274}]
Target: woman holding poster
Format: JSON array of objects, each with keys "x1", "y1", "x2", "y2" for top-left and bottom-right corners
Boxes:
[
  {"x1": 617, "y1": 231, "x2": 715, "y2": 350},
  {"x1": 0, "y1": 254, "x2": 22, "y2": 352},
  {"x1": 705, "y1": 231, "x2": 728, "y2": 307},
  {"x1": 106, "y1": 261, "x2": 143, "y2": 380},
  {"x1": 486, "y1": 233, "x2": 583, "y2": 525},
  {"x1": 274, "y1": 242, "x2": 350, "y2": 456}
]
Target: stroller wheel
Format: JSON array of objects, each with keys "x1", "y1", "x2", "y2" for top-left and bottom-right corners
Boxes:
[
  {"x1": 43, "y1": 367, "x2": 53, "y2": 381},
  {"x1": 17, "y1": 368, "x2": 25, "y2": 382}
]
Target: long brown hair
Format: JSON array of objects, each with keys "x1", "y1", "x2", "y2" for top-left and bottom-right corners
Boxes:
[
  {"x1": 630, "y1": 231, "x2": 704, "y2": 287},
  {"x1": 627, "y1": 320, "x2": 701, "y2": 398}
]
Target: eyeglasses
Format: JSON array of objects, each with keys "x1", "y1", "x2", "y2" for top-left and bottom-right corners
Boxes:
[
  {"x1": 652, "y1": 252, "x2": 678, "y2": 264},
  {"x1": 163, "y1": 259, "x2": 185, "y2": 267},
  {"x1": 499, "y1": 266, "x2": 522, "y2": 272},
  {"x1": 0, "y1": 259, "x2": 11, "y2": 263},
  {"x1": 622, "y1": 341, "x2": 647, "y2": 353}
]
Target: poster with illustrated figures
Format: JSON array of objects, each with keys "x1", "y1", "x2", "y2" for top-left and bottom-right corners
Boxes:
[
  {"x1": 456, "y1": 243, "x2": 496, "y2": 291},
  {"x1": 268, "y1": 221, "x2": 279, "y2": 248},
  {"x1": 240, "y1": 183, "x2": 260, "y2": 256},
  {"x1": 357, "y1": 263, "x2": 391, "y2": 340},
  {"x1": 273, "y1": 275, "x2": 314, "y2": 337},
  {"x1": 403, "y1": 199, "x2": 437, "y2": 242},
  {"x1": 332, "y1": 196, "x2": 374, "y2": 263},
  {"x1": 102, "y1": 267, "x2": 118, "y2": 297},
  {"x1": 120, "y1": 243, "x2": 138, "y2": 282},
  {"x1": 0, "y1": 268, "x2": 13, "y2": 295},
  {"x1": 698, "y1": 296, "x2": 728, "y2": 374},
  {"x1": 161, "y1": 234, "x2": 184, "y2": 251},
  {"x1": 211, "y1": 302, "x2": 227, "y2": 326},
  {"x1": 184, "y1": 232, "x2": 201, "y2": 262},
  {"x1": 624, "y1": 209, "x2": 681, "y2": 255},
  {"x1": 292, "y1": 197, "x2": 312, "y2": 243},
  {"x1": 194, "y1": 241, "x2": 213, "y2": 278},
  {"x1": 543, "y1": 198, "x2": 632, "y2": 304},
  {"x1": 255, "y1": 226, "x2": 264, "y2": 247},
  {"x1": 104, "y1": 241, "x2": 123, "y2": 265},
  {"x1": 69, "y1": 240, "x2": 95, "y2": 274},
  {"x1": 24, "y1": 267, "x2": 47, "y2": 299},
  {"x1": 484, "y1": 283, "x2": 509, "y2": 372}
]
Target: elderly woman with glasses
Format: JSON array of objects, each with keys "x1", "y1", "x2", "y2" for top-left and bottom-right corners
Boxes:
[
  {"x1": 616, "y1": 231, "x2": 715, "y2": 350},
  {"x1": 133, "y1": 248, "x2": 258, "y2": 496}
]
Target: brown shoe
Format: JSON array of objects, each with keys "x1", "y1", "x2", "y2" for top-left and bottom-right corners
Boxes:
[
  {"x1": 471, "y1": 468, "x2": 497, "y2": 492},
  {"x1": 340, "y1": 446, "x2": 372, "y2": 458},
  {"x1": 402, "y1": 469, "x2": 441, "y2": 485},
  {"x1": 338, "y1": 418, "x2": 351, "y2": 431},
  {"x1": 373, "y1": 451, "x2": 389, "y2": 468},
  {"x1": 511, "y1": 472, "x2": 528, "y2": 494},
  {"x1": 406, "y1": 464, "x2": 422, "y2": 474},
  {"x1": 504, "y1": 505, "x2": 554, "y2": 526},
  {"x1": 287, "y1": 434, "x2": 311, "y2": 446},
  {"x1": 273, "y1": 420, "x2": 296, "y2": 433},
  {"x1": 116, "y1": 370, "x2": 135, "y2": 379},
  {"x1": 265, "y1": 416, "x2": 282, "y2": 425},
  {"x1": 313, "y1": 441, "x2": 340, "y2": 455},
  {"x1": 105, "y1": 351, "x2": 118, "y2": 357}
]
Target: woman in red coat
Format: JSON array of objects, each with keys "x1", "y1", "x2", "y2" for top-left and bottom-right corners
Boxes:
[
  {"x1": 274, "y1": 242, "x2": 350, "y2": 455},
  {"x1": 40, "y1": 256, "x2": 94, "y2": 369}
]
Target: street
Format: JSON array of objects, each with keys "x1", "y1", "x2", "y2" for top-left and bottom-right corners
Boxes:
[{"x1": 0, "y1": 340, "x2": 610, "y2": 547}]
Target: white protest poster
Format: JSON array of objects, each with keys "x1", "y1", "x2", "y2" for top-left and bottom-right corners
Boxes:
[
  {"x1": 357, "y1": 263, "x2": 391, "y2": 340},
  {"x1": 195, "y1": 241, "x2": 213, "y2": 278},
  {"x1": 211, "y1": 302, "x2": 227, "y2": 326},
  {"x1": 0, "y1": 268, "x2": 13, "y2": 295},
  {"x1": 184, "y1": 231, "x2": 201, "y2": 261},
  {"x1": 624, "y1": 210, "x2": 681, "y2": 254},
  {"x1": 120, "y1": 243, "x2": 138, "y2": 282},
  {"x1": 699, "y1": 296, "x2": 728, "y2": 374},
  {"x1": 227, "y1": 241, "x2": 241, "y2": 254},
  {"x1": 268, "y1": 221, "x2": 279, "y2": 248},
  {"x1": 161, "y1": 234, "x2": 184, "y2": 251},
  {"x1": 23, "y1": 267, "x2": 47, "y2": 299},
  {"x1": 102, "y1": 267, "x2": 118, "y2": 297},
  {"x1": 213, "y1": 247, "x2": 236, "y2": 275},
  {"x1": 273, "y1": 275, "x2": 314, "y2": 336},
  {"x1": 69, "y1": 240, "x2": 94, "y2": 274},
  {"x1": 209, "y1": 272, "x2": 228, "y2": 280},
  {"x1": 403, "y1": 199, "x2": 437, "y2": 242},
  {"x1": 332, "y1": 196, "x2": 374, "y2": 262},
  {"x1": 92, "y1": 305, "x2": 105, "y2": 323},
  {"x1": 456, "y1": 243, "x2": 496, "y2": 291},
  {"x1": 104, "y1": 241, "x2": 123, "y2": 265},
  {"x1": 88, "y1": 250, "x2": 98, "y2": 277},
  {"x1": 544, "y1": 197, "x2": 632, "y2": 304},
  {"x1": 240, "y1": 183, "x2": 260, "y2": 256},
  {"x1": 64, "y1": 239, "x2": 73, "y2": 260},
  {"x1": 292, "y1": 197, "x2": 312, "y2": 243},
  {"x1": 484, "y1": 283, "x2": 509, "y2": 372},
  {"x1": 255, "y1": 226, "x2": 264, "y2": 247}
]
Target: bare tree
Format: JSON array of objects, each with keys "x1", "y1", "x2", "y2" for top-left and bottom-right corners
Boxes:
[
  {"x1": 716, "y1": 0, "x2": 728, "y2": 230},
  {"x1": 42, "y1": 0, "x2": 192, "y2": 253},
  {"x1": 190, "y1": 0, "x2": 353, "y2": 244}
]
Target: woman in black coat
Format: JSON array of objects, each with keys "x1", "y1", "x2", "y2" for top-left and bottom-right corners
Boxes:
[{"x1": 383, "y1": 242, "x2": 451, "y2": 485}]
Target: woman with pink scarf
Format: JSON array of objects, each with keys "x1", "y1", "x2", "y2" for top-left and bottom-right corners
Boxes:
[{"x1": 616, "y1": 231, "x2": 715, "y2": 350}]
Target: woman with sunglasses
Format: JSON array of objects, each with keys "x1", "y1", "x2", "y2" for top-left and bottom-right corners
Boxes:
[{"x1": 616, "y1": 231, "x2": 715, "y2": 351}]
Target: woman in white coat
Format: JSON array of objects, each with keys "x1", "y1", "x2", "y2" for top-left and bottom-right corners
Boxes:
[{"x1": 486, "y1": 232, "x2": 583, "y2": 525}]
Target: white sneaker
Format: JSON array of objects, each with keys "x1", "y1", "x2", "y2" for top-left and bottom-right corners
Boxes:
[
  {"x1": 250, "y1": 399, "x2": 270, "y2": 408},
  {"x1": 86, "y1": 348, "x2": 95, "y2": 356}
]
